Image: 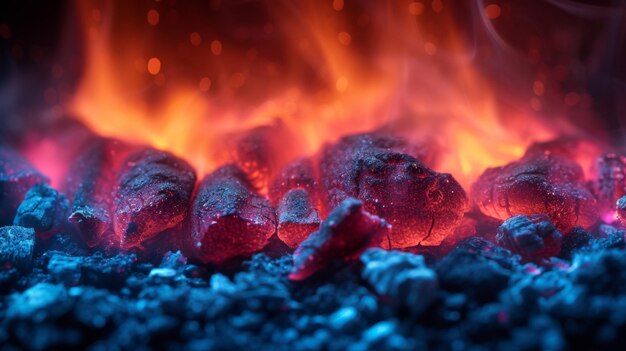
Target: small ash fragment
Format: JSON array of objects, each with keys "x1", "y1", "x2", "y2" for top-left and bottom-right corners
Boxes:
[
  {"x1": 360, "y1": 248, "x2": 438, "y2": 316},
  {"x1": 436, "y1": 246, "x2": 512, "y2": 303},
  {"x1": 472, "y1": 152, "x2": 598, "y2": 231},
  {"x1": 47, "y1": 252, "x2": 83, "y2": 286},
  {"x1": 13, "y1": 183, "x2": 69, "y2": 238},
  {"x1": 319, "y1": 133, "x2": 468, "y2": 248},
  {"x1": 114, "y1": 148, "x2": 196, "y2": 249},
  {"x1": 277, "y1": 189, "x2": 321, "y2": 248},
  {"x1": 496, "y1": 215, "x2": 562, "y2": 263},
  {"x1": 188, "y1": 164, "x2": 276, "y2": 264},
  {"x1": 290, "y1": 198, "x2": 390, "y2": 281},
  {"x1": 0, "y1": 225, "x2": 35, "y2": 272},
  {"x1": 0, "y1": 146, "x2": 49, "y2": 226},
  {"x1": 558, "y1": 227, "x2": 592, "y2": 260}
]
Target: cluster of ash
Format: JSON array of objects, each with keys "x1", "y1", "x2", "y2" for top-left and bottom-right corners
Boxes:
[
  {"x1": 2, "y1": 224, "x2": 626, "y2": 350},
  {"x1": 4, "y1": 123, "x2": 626, "y2": 349}
]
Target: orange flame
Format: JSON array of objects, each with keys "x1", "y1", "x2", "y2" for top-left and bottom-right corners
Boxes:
[{"x1": 70, "y1": 1, "x2": 561, "y2": 188}]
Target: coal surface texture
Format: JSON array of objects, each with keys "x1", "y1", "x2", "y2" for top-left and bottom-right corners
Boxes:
[
  {"x1": 319, "y1": 133, "x2": 468, "y2": 248},
  {"x1": 472, "y1": 152, "x2": 598, "y2": 231},
  {"x1": 0, "y1": 147, "x2": 48, "y2": 226},
  {"x1": 188, "y1": 164, "x2": 275, "y2": 264}
]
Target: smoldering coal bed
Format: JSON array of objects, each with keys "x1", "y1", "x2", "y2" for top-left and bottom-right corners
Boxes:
[
  {"x1": 3, "y1": 0, "x2": 626, "y2": 350},
  {"x1": 3, "y1": 125, "x2": 626, "y2": 350}
]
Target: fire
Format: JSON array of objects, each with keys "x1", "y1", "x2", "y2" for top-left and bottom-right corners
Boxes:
[{"x1": 69, "y1": 0, "x2": 564, "y2": 188}]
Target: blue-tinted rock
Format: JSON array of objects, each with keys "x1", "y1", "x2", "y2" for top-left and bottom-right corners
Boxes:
[
  {"x1": 0, "y1": 225, "x2": 35, "y2": 271},
  {"x1": 361, "y1": 248, "x2": 438, "y2": 315},
  {"x1": 0, "y1": 147, "x2": 49, "y2": 226},
  {"x1": 13, "y1": 183, "x2": 69, "y2": 238},
  {"x1": 47, "y1": 253, "x2": 82, "y2": 286}
]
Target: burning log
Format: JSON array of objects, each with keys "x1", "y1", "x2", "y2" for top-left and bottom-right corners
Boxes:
[
  {"x1": 496, "y1": 214, "x2": 562, "y2": 263},
  {"x1": 276, "y1": 189, "x2": 321, "y2": 249},
  {"x1": 0, "y1": 147, "x2": 49, "y2": 226},
  {"x1": 113, "y1": 148, "x2": 196, "y2": 249},
  {"x1": 594, "y1": 153, "x2": 626, "y2": 215},
  {"x1": 268, "y1": 158, "x2": 318, "y2": 206},
  {"x1": 64, "y1": 139, "x2": 136, "y2": 247},
  {"x1": 471, "y1": 153, "x2": 598, "y2": 231},
  {"x1": 319, "y1": 133, "x2": 468, "y2": 248},
  {"x1": 289, "y1": 198, "x2": 390, "y2": 281},
  {"x1": 188, "y1": 164, "x2": 276, "y2": 264},
  {"x1": 13, "y1": 183, "x2": 69, "y2": 239},
  {"x1": 229, "y1": 120, "x2": 300, "y2": 192}
]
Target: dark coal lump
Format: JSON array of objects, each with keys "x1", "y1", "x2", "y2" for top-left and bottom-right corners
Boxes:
[
  {"x1": 0, "y1": 226, "x2": 35, "y2": 272},
  {"x1": 13, "y1": 183, "x2": 69, "y2": 238},
  {"x1": 496, "y1": 214, "x2": 562, "y2": 263},
  {"x1": 290, "y1": 198, "x2": 390, "y2": 281},
  {"x1": 0, "y1": 147, "x2": 49, "y2": 226},
  {"x1": 361, "y1": 248, "x2": 438, "y2": 315}
]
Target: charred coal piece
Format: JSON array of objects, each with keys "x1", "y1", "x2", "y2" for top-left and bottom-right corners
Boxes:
[
  {"x1": 0, "y1": 147, "x2": 49, "y2": 226},
  {"x1": 231, "y1": 120, "x2": 300, "y2": 192},
  {"x1": 319, "y1": 133, "x2": 468, "y2": 248},
  {"x1": 595, "y1": 153, "x2": 626, "y2": 215},
  {"x1": 113, "y1": 148, "x2": 196, "y2": 249},
  {"x1": 13, "y1": 183, "x2": 69, "y2": 238},
  {"x1": 471, "y1": 153, "x2": 598, "y2": 231},
  {"x1": 0, "y1": 226, "x2": 35, "y2": 272},
  {"x1": 276, "y1": 189, "x2": 321, "y2": 249},
  {"x1": 189, "y1": 165, "x2": 276, "y2": 264},
  {"x1": 64, "y1": 139, "x2": 135, "y2": 247},
  {"x1": 268, "y1": 158, "x2": 318, "y2": 206},
  {"x1": 617, "y1": 196, "x2": 626, "y2": 227},
  {"x1": 289, "y1": 198, "x2": 390, "y2": 281},
  {"x1": 360, "y1": 248, "x2": 438, "y2": 316},
  {"x1": 496, "y1": 214, "x2": 562, "y2": 262}
]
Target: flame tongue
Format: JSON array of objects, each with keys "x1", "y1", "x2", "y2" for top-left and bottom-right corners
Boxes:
[{"x1": 68, "y1": 1, "x2": 566, "y2": 189}]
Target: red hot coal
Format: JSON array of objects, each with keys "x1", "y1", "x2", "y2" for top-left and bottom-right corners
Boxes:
[{"x1": 3, "y1": 129, "x2": 626, "y2": 272}]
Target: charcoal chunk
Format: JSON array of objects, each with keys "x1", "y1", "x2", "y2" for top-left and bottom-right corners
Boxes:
[
  {"x1": 360, "y1": 248, "x2": 438, "y2": 315},
  {"x1": 114, "y1": 148, "x2": 196, "y2": 249},
  {"x1": 594, "y1": 153, "x2": 626, "y2": 215},
  {"x1": 0, "y1": 146, "x2": 49, "y2": 225},
  {"x1": 188, "y1": 165, "x2": 276, "y2": 264},
  {"x1": 64, "y1": 138, "x2": 136, "y2": 247},
  {"x1": 0, "y1": 225, "x2": 35, "y2": 271},
  {"x1": 276, "y1": 189, "x2": 321, "y2": 248},
  {"x1": 617, "y1": 195, "x2": 626, "y2": 226},
  {"x1": 472, "y1": 152, "x2": 598, "y2": 231},
  {"x1": 436, "y1": 248, "x2": 511, "y2": 302},
  {"x1": 13, "y1": 183, "x2": 69, "y2": 238},
  {"x1": 47, "y1": 252, "x2": 83, "y2": 286},
  {"x1": 290, "y1": 198, "x2": 390, "y2": 281},
  {"x1": 269, "y1": 158, "x2": 319, "y2": 206},
  {"x1": 228, "y1": 120, "x2": 300, "y2": 191},
  {"x1": 319, "y1": 133, "x2": 468, "y2": 248},
  {"x1": 558, "y1": 227, "x2": 592, "y2": 260},
  {"x1": 81, "y1": 252, "x2": 137, "y2": 289},
  {"x1": 496, "y1": 214, "x2": 562, "y2": 263}
]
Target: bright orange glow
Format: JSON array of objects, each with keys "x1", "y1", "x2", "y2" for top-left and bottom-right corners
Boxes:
[
  {"x1": 147, "y1": 57, "x2": 161, "y2": 75},
  {"x1": 70, "y1": 1, "x2": 564, "y2": 189}
]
